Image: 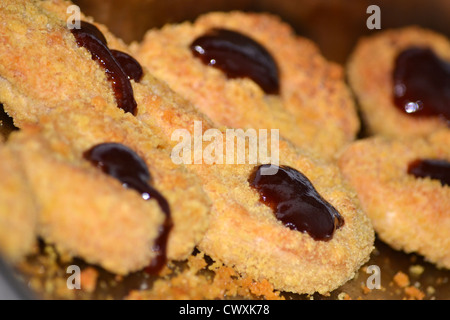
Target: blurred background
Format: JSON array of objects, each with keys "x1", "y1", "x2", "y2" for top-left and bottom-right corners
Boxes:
[{"x1": 73, "y1": 0, "x2": 450, "y2": 64}]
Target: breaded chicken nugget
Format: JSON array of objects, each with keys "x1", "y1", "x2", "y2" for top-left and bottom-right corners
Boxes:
[
  {"x1": 36, "y1": 104, "x2": 211, "y2": 273},
  {"x1": 195, "y1": 147, "x2": 374, "y2": 295},
  {"x1": 0, "y1": 0, "x2": 374, "y2": 294},
  {"x1": 133, "y1": 11, "x2": 360, "y2": 159},
  {"x1": 0, "y1": 0, "x2": 211, "y2": 273},
  {"x1": 0, "y1": 141, "x2": 37, "y2": 263},
  {"x1": 132, "y1": 56, "x2": 375, "y2": 294},
  {"x1": 347, "y1": 26, "x2": 450, "y2": 138},
  {"x1": 9, "y1": 126, "x2": 166, "y2": 275},
  {"x1": 338, "y1": 130, "x2": 450, "y2": 268}
]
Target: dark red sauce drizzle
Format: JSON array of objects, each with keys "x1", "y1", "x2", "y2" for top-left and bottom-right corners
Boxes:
[
  {"x1": 71, "y1": 21, "x2": 141, "y2": 115},
  {"x1": 191, "y1": 28, "x2": 280, "y2": 94},
  {"x1": 407, "y1": 158, "x2": 450, "y2": 187},
  {"x1": 393, "y1": 47, "x2": 450, "y2": 121},
  {"x1": 83, "y1": 143, "x2": 173, "y2": 273},
  {"x1": 110, "y1": 50, "x2": 143, "y2": 82},
  {"x1": 249, "y1": 164, "x2": 344, "y2": 241}
]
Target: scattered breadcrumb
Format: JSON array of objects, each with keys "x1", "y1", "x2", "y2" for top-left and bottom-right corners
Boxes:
[
  {"x1": 393, "y1": 271, "x2": 410, "y2": 288},
  {"x1": 404, "y1": 286, "x2": 425, "y2": 300},
  {"x1": 337, "y1": 292, "x2": 351, "y2": 300},
  {"x1": 409, "y1": 265, "x2": 425, "y2": 277},
  {"x1": 16, "y1": 243, "x2": 76, "y2": 300},
  {"x1": 391, "y1": 270, "x2": 427, "y2": 300},
  {"x1": 361, "y1": 283, "x2": 371, "y2": 295},
  {"x1": 426, "y1": 286, "x2": 435, "y2": 296},
  {"x1": 126, "y1": 251, "x2": 284, "y2": 300},
  {"x1": 80, "y1": 267, "x2": 99, "y2": 293}
]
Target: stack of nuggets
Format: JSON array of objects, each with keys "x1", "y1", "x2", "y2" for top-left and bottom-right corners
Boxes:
[{"x1": 0, "y1": 0, "x2": 380, "y2": 297}]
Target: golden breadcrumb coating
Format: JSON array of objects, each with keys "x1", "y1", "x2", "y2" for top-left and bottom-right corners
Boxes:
[
  {"x1": 8, "y1": 126, "x2": 165, "y2": 275},
  {"x1": 0, "y1": 0, "x2": 374, "y2": 294},
  {"x1": 36, "y1": 104, "x2": 211, "y2": 265},
  {"x1": 134, "y1": 79, "x2": 374, "y2": 294},
  {"x1": 0, "y1": 141, "x2": 37, "y2": 263},
  {"x1": 193, "y1": 144, "x2": 374, "y2": 295},
  {"x1": 0, "y1": 0, "x2": 209, "y2": 134},
  {"x1": 133, "y1": 11, "x2": 359, "y2": 159},
  {"x1": 338, "y1": 130, "x2": 450, "y2": 268},
  {"x1": 131, "y1": 50, "x2": 374, "y2": 294},
  {"x1": 134, "y1": 60, "x2": 375, "y2": 294},
  {"x1": 0, "y1": 0, "x2": 211, "y2": 272},
  {"x1": 0, "y1": 0, "x2": 113, "y2": 125},
  {"x1": 126, "y1": 251, "x2": 285, "y2": 300},
  {"x1": 347, "y1": 26, "x2": 450, "y2": 138}
]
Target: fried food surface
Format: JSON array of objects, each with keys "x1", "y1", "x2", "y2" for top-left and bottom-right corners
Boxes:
[
  {"x1": 132, "y1": 54, "x2": 375, "y2": 294},
  {"x1": 0, "y1": 0, "x2": 375, "y2": 297},
  {"x1": 338, "y1": 130, "x2": 450, "y2": 269},
  {"x1": 126, "y1": 251, "x2": 285, "y2": 300},
  {"x1": 0, "y1": 141, "x2": 37, "y2": 263},
  {"x1": 9, "y1": 126, "x2": 166, "y2": 275},
  {"x1": 133, "y1": 11, "x2": 359, "y2": 159},
  {"x1": 347, "y1": 26, "x2": 450, "y2": 138},
  {"x1": 195, "y1": 144, "x2": 374, "y2": 295},
  {"x1": 0, "y1": 0, "x2": 211, "y2": 274},
  {"x1": 39, "y1": 104, "x2": 212, "y2": 265}
]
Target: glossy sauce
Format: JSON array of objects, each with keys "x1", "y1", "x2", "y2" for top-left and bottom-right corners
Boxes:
[
  {"x1": 71, "y1": 21, "x2": 139, "y2": 115},
  {"x1": 191, "y1": 28, "x2": 280, "y2": 94},
  {"x1": 111, "y1": 50, "x2": 144, "y2": 82},
  {"x1": 249, "y1": 164, "x2": 344, "y2": 241},
  {"x1": 83, "y1": 143, "x2": 173, "y2": 273},
  {"x1": 393, "y1": 47, "x2": 450, "y2": 121},
  {"x1": 408, "y1": 158, "x2": 450, "y2": 187}
]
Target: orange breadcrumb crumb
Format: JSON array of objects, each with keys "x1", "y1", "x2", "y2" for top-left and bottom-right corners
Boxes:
[
  {"x1": 80, "y1": 267, "x2": 99, "y2": 293},
  {"x1": 404, "y1": 286, "x2": 425, "y2": 300},
  {"x1": 361, "y1": 284, "x2": 371, "y2": 295},
  {"x1": 125, "y1": 251, "x2": 284, "y2": 300},
  {"x1": 393, "y1": 271, "x2": 410, "y2": 288}
]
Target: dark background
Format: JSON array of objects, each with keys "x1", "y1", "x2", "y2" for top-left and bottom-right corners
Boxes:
[{"x1": 73, "y1": 0, "x2": 450, "y2": 64}]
